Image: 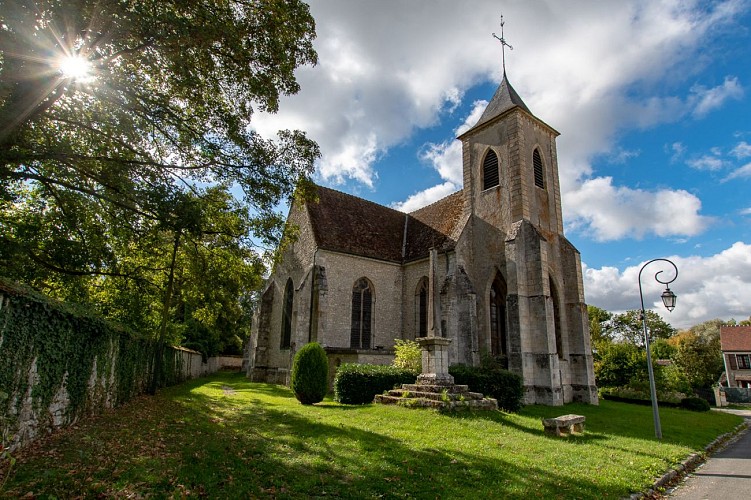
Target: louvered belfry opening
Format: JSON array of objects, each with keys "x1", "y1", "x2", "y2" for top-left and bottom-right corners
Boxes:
[
  {"x1": 533, "y1": 148, "x2": 545, "y2": 189},
  {"x1": 482, "y1": 149, "x2": 499, "y2": 189},
  {"x1": 351, "y1": 278, "x2": 373, "y2": 349}
]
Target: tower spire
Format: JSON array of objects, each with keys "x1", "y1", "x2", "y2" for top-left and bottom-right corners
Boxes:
[{"x1": 492, "y1": 15, "x2": 513, "y2": 75}]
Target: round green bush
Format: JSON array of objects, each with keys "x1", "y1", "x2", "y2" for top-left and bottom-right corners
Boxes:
[
  {"x1": 290, "y1": 342, "x2": 329, "y2": 405},
  {"x1": 680, "y1": 396, "x2": 711, "y2": 412}
]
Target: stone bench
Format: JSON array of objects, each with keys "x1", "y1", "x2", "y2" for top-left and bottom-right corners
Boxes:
[{"x1": 542, "y1": 414, "x2": 586, "y2": 436}]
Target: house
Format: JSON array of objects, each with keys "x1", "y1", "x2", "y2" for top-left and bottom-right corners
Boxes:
[
  {"x1": 720, "y1": 325, "x2": 751, "y2": 388},
  {"x1": 246, "y1": 70, "x2": 598, "y2": 406}
]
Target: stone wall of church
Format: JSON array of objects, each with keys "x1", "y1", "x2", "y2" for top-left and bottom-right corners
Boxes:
[
  {"x1": 401, "y1": 258, "x2": 431, "y2": 340},
  {"x1": 314, "y1": 250, "x2": 403, "y2": 350},
  {"x1": 249, "y1": 202, "x2": 317, "y2": 384}
]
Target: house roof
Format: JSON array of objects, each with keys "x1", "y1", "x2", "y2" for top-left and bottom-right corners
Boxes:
[
  {"x1": 305, "y1": 185, "x2": 466, "y2": 264},
  {"x1": 720, "y1": 325, "x2": 751, "y2": 351}
]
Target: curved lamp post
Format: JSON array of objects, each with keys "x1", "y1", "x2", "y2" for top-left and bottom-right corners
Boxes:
[{"x1": 638, "y1": 258, "x2": 678, "y2": 440}]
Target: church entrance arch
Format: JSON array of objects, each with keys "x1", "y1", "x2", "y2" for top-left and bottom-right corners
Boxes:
[{"x1": 490, "y1": 273, "x2": 508, "y2": 357}]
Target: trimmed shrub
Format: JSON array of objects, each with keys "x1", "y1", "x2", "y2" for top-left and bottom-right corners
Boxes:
[
  {"x1": 449, "y1": 364, "x2": 524, "y2": 412},
  {"x1": 290, "y1": 342, "x2": 329, "y2": 405},
  {"x1": 334, "y1": 363, "x2": 416, "y2": 404},
  {"x1": 680, "y1": 396, "x2": 711, "y2": 412}
]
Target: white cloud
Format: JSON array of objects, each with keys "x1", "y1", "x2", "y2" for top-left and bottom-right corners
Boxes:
[
  {"x1": 687, "y1": 154, "x2": 726, "y2": 171},
  {"x1": 250, "y1": 0, "x2": 744, "y2": 195},
  {"x1": 724, "y1": 162, "x2": 751, "y2": 181},
  {"x1": 391, "y1": 182, "x2": 459, "y2": 213},
  {"x1": 731, "y1": 141, "x2": 751, "y2": 159},
  {"x1": 584, "y1": 242, "x2": 751, "y2": 328},
  {"x1": 667, "y1": 142, "x2": 686, "y2": 163},
  {"x1": 565, "y1": 177, "x2": 712, "y2": 241},
  {"x1": 741, "y1": 207, "x2": 751, "y2": 215},
  {"x1": 690, "y1": 76, "x2": 744, "y2": 118}
]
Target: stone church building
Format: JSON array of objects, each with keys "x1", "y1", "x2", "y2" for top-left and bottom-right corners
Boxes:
[{"x1": 247, "y1": 72, "x2": 598, "y2": 406}]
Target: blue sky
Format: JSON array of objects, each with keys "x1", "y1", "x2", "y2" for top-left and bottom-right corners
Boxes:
[{"x1": 253, "y1": 0, "x2": 751, "y2": 329}]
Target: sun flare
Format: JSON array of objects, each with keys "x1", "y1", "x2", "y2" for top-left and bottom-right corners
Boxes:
[{"x1": 58, "y1": 55, "x2": 94, "y2": 82}]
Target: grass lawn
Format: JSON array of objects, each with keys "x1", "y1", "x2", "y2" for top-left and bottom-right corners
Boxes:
[{"x1": 1, "y1": 372, "x2": 743, "y2": 499}]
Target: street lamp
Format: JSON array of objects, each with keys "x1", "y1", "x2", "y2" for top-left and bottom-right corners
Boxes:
[{"x1": 638, "y1": 258, "x2": 678, "y2": 440}]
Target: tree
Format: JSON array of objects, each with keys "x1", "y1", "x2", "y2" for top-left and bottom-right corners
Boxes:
[
  {"x1": 1, "y1": 0, "x2": 319, "y2": 270},
  {"x1": 0, "y1": 1, "x2": 319, "y2": 359},
  {"x1": 668, "y1": 319, "x2": 724, "y2": 390},
  {"x1": 606, "y1": 310, "x2": 676, "y2": 347},
  {"x1": 587, "y1": 305, "x2": 612, "y2": 347}
]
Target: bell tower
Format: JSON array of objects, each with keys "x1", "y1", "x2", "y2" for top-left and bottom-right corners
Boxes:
[{"x1": 455, "y1": 18, "x2": 598, "y2": 405}]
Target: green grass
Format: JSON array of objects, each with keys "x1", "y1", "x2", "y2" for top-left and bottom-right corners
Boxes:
[{"x1": 1, "y1": 372, "x2": 743, "y2": 499}]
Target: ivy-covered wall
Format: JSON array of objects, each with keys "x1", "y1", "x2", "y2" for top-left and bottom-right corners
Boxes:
[{"x1": 0, "y1": 279, "x2": 208, "y2": 451}]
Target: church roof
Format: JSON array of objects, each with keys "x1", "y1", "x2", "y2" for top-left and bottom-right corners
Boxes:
[
  {"x1": 405, "y1": 190, "x2": 466, "y2": 261},
  {"x1": 305, "y1": 185, "x2": 466, "y2": 263},
  {"x1": 470, "y1": 72, "x2": 531, "y2": 131}
]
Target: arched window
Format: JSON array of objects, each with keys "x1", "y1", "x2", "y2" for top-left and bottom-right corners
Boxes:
[
  {"x1": 549, "y1": 277, "x2": 563, "y2": 359},
  {"x1": 415, "y1": 277, "x2": 429, "y2": 338},
  {"x1": 281, "y1": 278, "x2": 293, "y2": 349},
  {"x1": 351, "y1": 278, "x2": 373, "y2": 349},
  {"x1": 533, "y1": 148, "x2": 545, "y2": 189},
  {"x1": 482, "y1": 149, "x2": 499, "y2": 189},
  {"x1": 490, "y1": 274, "x2": 507, "y2": 357}
]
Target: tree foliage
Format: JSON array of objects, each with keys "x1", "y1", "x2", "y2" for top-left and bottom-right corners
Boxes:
[
  {"x1": 669, "y1": 319, "x2": 724, "y2": 390},
  {"x1": 0, "y1": 1, "x2": 320, "y2": 355},
  {"x1": 606, "y1": 309, "x2": 676, "y2": 346}
]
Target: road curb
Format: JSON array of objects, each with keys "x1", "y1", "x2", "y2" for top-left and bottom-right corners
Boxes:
[{"x1": 628, "y1": 420, "x2": 751, "y2": 499}]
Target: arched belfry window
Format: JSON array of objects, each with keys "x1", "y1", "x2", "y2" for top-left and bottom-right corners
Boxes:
[
  {"x1": 490, "y1": 274, "x2": 508, "y2": 357},
  {"x1": 482, "y1": 149, "x2": 500, "y2": 190},
  {"x1": 533, "y1": 148, "x2": 545, "y2": 189},
  {"x1": 415, "y1": 277, "x2": 429, "y2": 338},
  {"x1": 351, "y1": 278, "x2": 373, "y2": 349},
  {"x1": 281, "y1": 278, "x2": 293, "y2": 349}
]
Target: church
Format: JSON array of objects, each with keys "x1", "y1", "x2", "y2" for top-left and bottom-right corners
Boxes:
[{"x1": 247, "y1": 70, "x2": 598, "y2": 406}]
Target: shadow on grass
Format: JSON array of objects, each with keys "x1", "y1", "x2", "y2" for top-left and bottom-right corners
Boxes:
[{"x1": 5, "y1": 372, "x2": 741, "y2": 499}]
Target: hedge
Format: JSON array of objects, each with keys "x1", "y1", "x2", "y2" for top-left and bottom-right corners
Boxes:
[
  {"x1": 334, "y1": 363, "x2": 416, "y2": 404},
  {"x1": 449, "y1": 364, "x2": 524, "y2": 412}
]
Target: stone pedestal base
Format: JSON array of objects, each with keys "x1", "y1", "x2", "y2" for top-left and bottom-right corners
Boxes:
[{"x1": 374, "y1": 336, "x2": 497, "y2": 411}]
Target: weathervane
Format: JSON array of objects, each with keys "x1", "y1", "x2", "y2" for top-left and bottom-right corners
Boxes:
[{"x1": 492, "y1": 15, "x2": 513, "y2": 74}]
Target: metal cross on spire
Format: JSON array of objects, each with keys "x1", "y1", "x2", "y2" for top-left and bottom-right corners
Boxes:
[{"x1": 492, "y1": 15, "x2": 513, "y2": 74}]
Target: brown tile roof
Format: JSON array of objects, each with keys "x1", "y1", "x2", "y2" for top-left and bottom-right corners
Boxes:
[
  {"x1": 720, "y1": 325, "x2": 751, "y2": 351},
  {"x1": 305, "y1": 185, "x2": 466, "y2": 263},
  {"x1": 405, "y1": 190, "x2": 466, "y2": 261}
]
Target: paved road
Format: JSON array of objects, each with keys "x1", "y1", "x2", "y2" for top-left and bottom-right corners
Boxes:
[{"x1": 667, "y1": 409, "x2": 751, "y2": 500}]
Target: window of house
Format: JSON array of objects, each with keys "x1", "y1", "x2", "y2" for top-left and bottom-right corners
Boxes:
[
  {"x1": 482, "y1": 149, "x2": 499, "y2": 190},
  {"x1": 490, "y1": 275, "x2": 507, "y2": 357},
  {"x1": 737, "y1": 354, "x2": 751, "y2": 369},
  {"x1": 415, "y1": 277, "x2": 428, "y2": 337},
  {"x1": 533, "y1": 148, "x2": 545, "y2": 189},
  {"x1": 281, "y1": 278, "x2": 293, "y2": 349},
  {"x1": 351, "y1": 278, "x2": 373, "y2": 349}
]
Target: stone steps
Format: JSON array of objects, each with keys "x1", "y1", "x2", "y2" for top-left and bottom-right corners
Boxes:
[{"x1": 374, "y1": 392, "x2": 498, "y2": 411}]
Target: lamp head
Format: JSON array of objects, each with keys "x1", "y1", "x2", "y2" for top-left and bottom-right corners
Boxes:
[{"x1": 661, "y1": 287, "x2": 677, "y2": 312}]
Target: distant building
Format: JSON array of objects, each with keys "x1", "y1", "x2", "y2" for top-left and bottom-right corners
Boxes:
[
  {"x1": 247, "y1": 71, "x2": 598, "y2": 406},
  {"x1": 720, "y1": 325, "x2": 751, "y2": 388}
]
